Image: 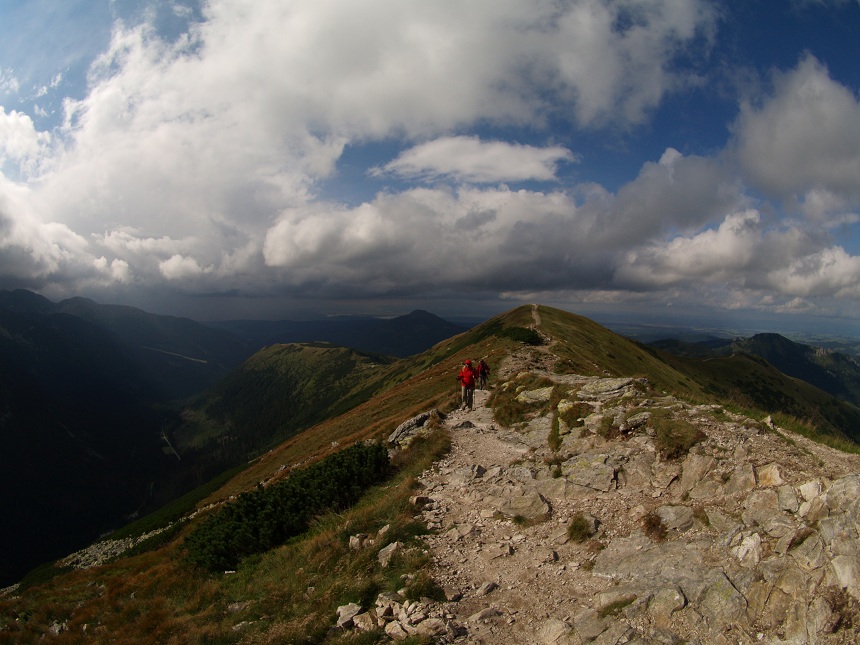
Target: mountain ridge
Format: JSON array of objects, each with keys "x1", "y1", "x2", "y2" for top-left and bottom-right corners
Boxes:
[
  {"x1": 4, "y1": 305, "x2": 860, "y2": 643},
  {"x1": 0, "y1": 289, "x2": 471, "y2": 586},
  {"x1": 651, "y1": 331, "x2": 860, "y2": 409},
  {"x1": 206, "y1": 309, "x2": 469, "y2": 357}
]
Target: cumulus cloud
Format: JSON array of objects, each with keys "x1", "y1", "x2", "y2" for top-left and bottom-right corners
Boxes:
[
  {"x1": 603, "y1": 148, "x2": 745, "y2": 245},
  {"x1": 0, "y1": 0, "x2": 718, "y2": 300},
  {"x1": 263, "y1": 151, "x2": 751, "y2": 299},
  {"x1": 372, "y1": 137, "x2": 577, "y2": 184},
  {"x1": 0, "y1": 107, "x2": 51, "y2": 172},
  {"x1": 538, "y1": 0, "x2": 717, "y2": 126},
  {"x1": 2, "y1": 0, "x2": 860, "y2": 322},
  {"x1": 615, "y1": 206, "x2": 860, "y2": 308},
  {"x1": 159, "y1": 254, "x2": 214, "y2": 280},
  {"x1": 617, "y1": 210, "x2": 763, "y2": 288},
  {"x1": 763, "y1": 246, "x2": 860, "y2": 299},
  {"x1": 732, "y1": 54, "x2": 860, "y2": 221},
  {"x1": 0, "y1": 180, "x2": 92, "y2": 284}
]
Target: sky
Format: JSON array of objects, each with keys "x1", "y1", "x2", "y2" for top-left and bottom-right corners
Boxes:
[{"x1": 1, "y1": 1, "x2": 860, "y2": 332}]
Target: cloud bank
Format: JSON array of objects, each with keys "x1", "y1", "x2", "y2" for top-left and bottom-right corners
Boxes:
[{"x1": 0, "y1": 0, "x2": 859, "y2": 323}]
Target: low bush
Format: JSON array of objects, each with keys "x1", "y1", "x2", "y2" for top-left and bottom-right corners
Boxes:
[
  {"x1": 642, "y1": 511, "x2": 667, "y2": 542},
  {"x1": 598, "y1": 596, "x2": 636, "y2": 618},
  {"x1": 597, "y1": 415, "x2": 620, "y2": 440},
  {"x1": 822, "y1": 585, "x2": 860, "y2": 632},
  {"x1": 567, "y1": 513, "x2": 593, "y2": 542},
  {"x1": 498, "y1": 327, "x2": 543, "y2": 345},
  {"x1": 548, "y1": 414, "x2": 562, "y2": 451},
  {"x1": 651, "y1": 412, "x2": 706, "y2": 460},
  {"x1": 557, "y1": 400, "x2": 590, "y2": 428},
  {"x1": 488, "y1": 374, "x2": 555, "y2": 427},
  {"x1": 184, "y1": 442, "x2": 391, "y2": 571}
]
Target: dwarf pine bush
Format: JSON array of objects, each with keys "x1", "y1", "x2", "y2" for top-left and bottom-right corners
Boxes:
[{"x1": 184, "y1": 442, "x2": 390, "y2": 572}]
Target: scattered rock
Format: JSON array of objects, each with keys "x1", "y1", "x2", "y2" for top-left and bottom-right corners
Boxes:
[
  {"x1": 335, "y1": 359, "x2": 860, "y2": 643},
  {"x1": 475, "y1": 581, "x2": 498, "y2": 596},
  {"x1": 377, "y1": 542, "x2": 402, "y2": 568},
  {"x1": 335, "y1": 602, "x2": 362, "y2": 628},
  {"x1": 468, "y1": 607, "x2": 501, "y2": 622}
]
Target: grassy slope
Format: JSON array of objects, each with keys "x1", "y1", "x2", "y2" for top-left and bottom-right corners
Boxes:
[
  {"x1": 4, "y1": 304, "x2": 860, "y2": 642},
  {"x1": 537, "y1": 305, "x2": 860, "y2": 446},
  {"x1": 0, "y1": 310, "x2": 529, "y2": 642},
  {"x1": 174, "y1": 343, "x2": 398, "y2": 453}
]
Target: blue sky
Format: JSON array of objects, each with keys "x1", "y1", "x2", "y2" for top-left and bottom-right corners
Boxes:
[{"x1": 1, "y1": 1, "x2": 860, "y2": 332}]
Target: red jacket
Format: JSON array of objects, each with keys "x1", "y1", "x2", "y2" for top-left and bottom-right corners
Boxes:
[{"x1": 457, "y1": 365, "x2": 476, "y2": 387}]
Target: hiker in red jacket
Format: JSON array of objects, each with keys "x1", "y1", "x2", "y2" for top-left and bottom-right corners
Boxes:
[{"x1": 457, "y1": 359, "x2": 478, "y2": 411}]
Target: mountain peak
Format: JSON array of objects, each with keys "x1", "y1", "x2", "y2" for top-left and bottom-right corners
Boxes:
[{"x1": 5, "y1": 303, "x2": 860, "y2": 643}]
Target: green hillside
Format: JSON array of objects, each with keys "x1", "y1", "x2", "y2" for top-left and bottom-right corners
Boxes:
[
  {"x1": 3, "y1": 304, "x2": 859, "y2": 642},
  {"x1": 652, "y1": 329, "x2": 860, "y2": 414},
  {"x1": 172, "y1": 343, "x2": 398, "y2": 461}
]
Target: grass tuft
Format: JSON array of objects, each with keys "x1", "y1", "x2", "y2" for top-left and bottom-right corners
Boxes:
[
  {"x1": 642, "y1": 511, "x2": 667, "y2": 542},
  {"x1": 650, "y1": 410, "x2": 706, "y2": 460},
  {"x1": 567, "y1": 513, "x2": 593, "y2": 542}
]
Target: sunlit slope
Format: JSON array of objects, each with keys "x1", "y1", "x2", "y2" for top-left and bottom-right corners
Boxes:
[
  {"x1": 204, "y1": 314, "x2": 529, "y2": 497},
  {"x1": 535, "y1": 305, "x2": 701, "y2": 388},
  {"x1": 537, "y1": 305, "x2": 860, "y2": 444},
  {"x1": 183, "y1": 304, "x2": 860, "y2": 502},
  {"x1": 655, "y1": 349, "x2": 860, "y2": 444},
  {"x1": 173, "y1": 343, "x2": 398, "y2": 456},
  {"x1": 7, "y1": 303, "x2": 860, "y2": 640}
]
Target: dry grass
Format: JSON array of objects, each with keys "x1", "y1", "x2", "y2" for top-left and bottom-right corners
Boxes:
[
  {"x1": 567, "y1": 513, "x2": 593, "y2": 542},
  {"x1": 650, "y1": 410, "x2": 706, "y2": 460},
  {"x1": 0, "y1": 431, "x2": 451, "y2": 644},
  {"x1": 488, "y1": 374, "x2": 555, "y2": 427},
  {"x1": 642, "y1": 511, "x2": 667, "y2": 542}
]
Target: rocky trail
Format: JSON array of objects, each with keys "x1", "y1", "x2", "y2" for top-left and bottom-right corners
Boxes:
[
  {"x1": 32, "y1": 305, "x2": 860, "y2": 643},
  {"x1": 370, "y1": 338, "x2": 860, "y2": 643}
]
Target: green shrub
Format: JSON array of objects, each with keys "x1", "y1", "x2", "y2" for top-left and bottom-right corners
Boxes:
[
  {"x1": 548, "y1": 414, "x2": 562, "y2": 451},
  {"x1": 598, "y1": 596, "x2": 636, "y2": 618},
  {"x1": 184, "y1": 442, "x2": 391, "y2": 571},
  {"x1": 488, "y1": 374, "x2": 555, "y2": 426},
  {"x1": 403, "y1": 571, "x2": 446, "y2": 602},
  {"x1": 567, "y1": 513, "x2": 593, "y2": 542},
  {"x1": 558, "y1": 400, "x2": 589, "y2": 428},
  {"x1": 498, "y1": 327, "x2": 543, "y2": 345},
  {"x1": 651, "y1": 412, "x2": 706, "y2": 460},
  {"x1": 597, "y1": 415, "x2": 619, "y2": 440}
]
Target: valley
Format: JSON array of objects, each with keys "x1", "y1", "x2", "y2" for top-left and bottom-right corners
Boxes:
[{"x1": 3, "y1": 304, "x2": 860, "y2": 642}]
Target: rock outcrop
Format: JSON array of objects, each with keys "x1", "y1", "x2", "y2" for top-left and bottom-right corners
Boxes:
[{"x1": 341, "y1": 345, "x2": 860, "y2": 643}]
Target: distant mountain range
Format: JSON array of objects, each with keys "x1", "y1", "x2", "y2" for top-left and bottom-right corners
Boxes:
[
  {"x1": 6, "y1": 305, "x2": 860, "y2": 642},
  {"x1": 0, "y1": 289, "x2": 252, "y2": 586},
  {"x1": 650, "y1": 332, "x2": 860, "y2": 408},
  {"x1": 0, "y1": 290, "x2": 471, "y2": 586},
  {"x1": 4, "y1": 289, "x2": 860, "y2": 589},
  {"x1": 207, "y1": 309, "x2": 468, "y2": 357}
]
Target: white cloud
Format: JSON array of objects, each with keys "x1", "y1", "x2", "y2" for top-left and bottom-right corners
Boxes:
[
  {"x1": 0, "y1": 0, "x2": 717, "y2": 298},
  {"x1": 616, "y1": 210, "x2": 763, "y2": 288},
  {"x1": 538, "y1": 0, "x2": 717, "y2": 126},
  {"x1": 0, "y1": 177, "x2": 92, "y2": 282},
  {"x1": 732, "y1": 55, "x2": 860, "y2": 220},
  {"x1": 373, "y1": 136, "x2": 576, "y2": 183},
  {"x1": 614, "y1": 205, "x2": 860, "y2": 307},
  {"x1": 604, "y1": 147, "x2": 744, "y2": 245},
  {"x1": 763, "y1": 246, "x2": 860, "y2": 298},
  {"x1": 0, "y1": 68, "x2": 19, "y2": 94},
  {"x1": 93, "y1": 256, "x2": 131, "y2": 283},
  {"x1": 3, "y1": 0, "x2": 860, "y2": 323},
  {"x1": 0, "y1": 107, "x2": 51, "y2": 171},
  {"x1": 159, "y1": 254, "x2": 214, "y2": 280}
]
